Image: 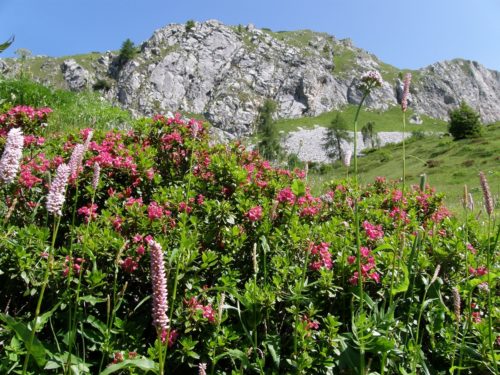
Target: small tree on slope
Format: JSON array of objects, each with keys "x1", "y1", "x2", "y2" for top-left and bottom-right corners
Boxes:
[{"x1": 448, "y1": 101, "x2": 482, "y2": 140}]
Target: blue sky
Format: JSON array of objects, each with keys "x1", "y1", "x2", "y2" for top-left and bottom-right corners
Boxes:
[{"x1": 1, "y1": 0, "x2": 499, "y2": 70}]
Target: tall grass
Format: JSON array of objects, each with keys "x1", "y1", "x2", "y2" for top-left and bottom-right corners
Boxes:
[{"x1": 0, "y1": 78, "x2": 131, "y2": 131}]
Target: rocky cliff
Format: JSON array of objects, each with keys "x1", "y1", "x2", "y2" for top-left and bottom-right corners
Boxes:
[{"x1": 1, "y1": 20, "x2": 499, "y2": 135}]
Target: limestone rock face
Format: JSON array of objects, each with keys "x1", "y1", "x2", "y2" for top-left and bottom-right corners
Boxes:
[
  {"x1": 413, "y1": 60, "x2": 500, "y2": 123},
  {"x1": 61, "y1": 59, "x2": 93, "y2": 91},
  {"x1": 1, "y1": 20, "x2": 500, "y2": 133},
  {"x1": 114, "y1": 20, "x2": 349, "y2": 135}
]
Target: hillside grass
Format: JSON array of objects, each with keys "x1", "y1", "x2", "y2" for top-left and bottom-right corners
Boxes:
[
  {"x1": 0, "y1": 78, "x2": 131, "y2": 131},
  {"x1": 308, "y1": 122, "x2": 500, "y2": 214},
  {"x1": 274, "y1": 105, "x2": 448, "y2": 133}
]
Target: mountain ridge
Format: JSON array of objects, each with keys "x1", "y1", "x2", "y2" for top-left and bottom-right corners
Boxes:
[{"x1": 1, "y1": 19, "x2": 499, "y2": 135}]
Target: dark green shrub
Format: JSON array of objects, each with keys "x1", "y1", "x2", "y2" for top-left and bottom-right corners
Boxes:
[
  {"x1": 256, "y1": 99, "x2": 281, "y2": 161},
  {"x1": 185, "y1": 20, "x2": 196, "y2": 33},
  {"x1": 425, "y1": 159, "x2": 442, "y2": 168},
  {"x1": 461, "y1": 159, "x2": 474, "y2": 167},
  {"x1": 448, "y1": 101, "x2": 482, "y2": 140},
  {"x1": 92, "y1": 79, "x2": 112, "y2": 92},
  {"x1": 117, "y1": 38, "x2": 136, "y2": 67},
  {"x1": 322, "y1": 113, "x2": 352, "y2": 160}
]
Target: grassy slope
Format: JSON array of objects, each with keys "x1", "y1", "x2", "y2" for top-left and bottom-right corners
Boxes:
[
  {"x1": 274, "y1": 105, "x2": 448, "y2": 133},
  {"x1": 308, "y1": 122, "x2": 500, "y2": 213}
]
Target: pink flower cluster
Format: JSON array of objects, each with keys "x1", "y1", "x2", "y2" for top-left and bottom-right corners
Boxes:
[
  {"x1": 246, "y1": 205, "x2": 263, "y2": 221},
  {"x1": 148, "y1": 239, "x2": 169, "y2": 332},
  {"x1": 186, "y1": 297, "x2": 216, "y2": 324},
  {"x1": 301, "y1": 315, "x2": 320, "y2": 335},
  {"x1": 0, "y1": 128, "x2": 24, "y2": 184},
  {"x1": 469, "y1": 266, "x2": 488, "y2": 277},
  {"x1": 348, "y1": 247, "x2": 380, "y2": 285},
  {"x1": 298, "y1": 190, "x2": 322, "y2": 217},
  {"x1": 430, "y1": 206, "x2": 451, "y2": 223},
  {"x1": 277, "y1": 187, "x2": 296, "y2": 205},
  {"x1": 86, "y1": 132, "x2": 138, "y2": 175},
  {"x1": 363, "y1": 220, "x2": 384, "y2": 240},
  {"x1": 46, "y1": 163, "x2": 71, "y2": 216},
  {"x1": 359, "y1": 70, "x2": 383, "y2": 93},
  {"x1": 0, "y1": 105, "x2": 52, "y2": 133},
  {"x1": 388, "y1": 207, "x2": 410, "y2": 225},
  {"x1": 63, "y1": 256, "x2": 85, "y2": 277},
  {"x1": 401, "y1": 73, "x2": 412, "y2": 112},
  {"x1": 308, "y1": 242, "x2": 333, "y2": 271},
  {"x1": 77, "y1": 203, "x2": 98, "y2": 223}
]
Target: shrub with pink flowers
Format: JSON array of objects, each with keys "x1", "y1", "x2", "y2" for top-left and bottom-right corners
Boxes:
[{"x1": 0, "y1": 104, "x2": 497, "y2": 375}]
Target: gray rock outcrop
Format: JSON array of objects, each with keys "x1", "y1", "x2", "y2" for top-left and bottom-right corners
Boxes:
[
  {"x1": 1, "y1": 20, "x2": 500, "y2": 134},
  {"x1": 61, "y1": 59, "x2": 93, "y2": 91}
]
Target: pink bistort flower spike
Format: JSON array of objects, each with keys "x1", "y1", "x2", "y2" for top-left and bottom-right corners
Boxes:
[
  {"x1": 92, "y1": 162, "x2": 100, "y2": 191},
  {"x1": 0, "y1": 127, "x2": 24, "y2": 184},
  {"x1": 46, "y1": 163, "x2": 71, "y2": 216},
  {"x1": 198, "y1": 362, "x2": 207, "y2": 375},
  {"x1": 148, "y1": 239, "x2": 169, "y2": 332},
  {"x1": 479, "y1": 171, "x2": 494, "y2": 216},
  {"x1": 68, "y1": 144, "x2": 85, "y2": 179},
  {"x1": 401, "y1": 73, "x2": 412, "y2": 112}
]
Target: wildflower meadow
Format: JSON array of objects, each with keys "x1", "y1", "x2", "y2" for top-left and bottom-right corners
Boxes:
[{"x1": 0, "y1": 72, "x2": 498, "y2": 375}]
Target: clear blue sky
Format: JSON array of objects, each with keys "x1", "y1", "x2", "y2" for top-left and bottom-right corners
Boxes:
[{"x1": 1, "y1": 0, "x2": 499, "y2": 70}]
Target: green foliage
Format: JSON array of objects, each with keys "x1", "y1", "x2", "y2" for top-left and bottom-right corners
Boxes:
[
  {"x1": 361, "y1": 121, "x2": 379, "y2": 149},
  {"x1": 256, "y1": 99, "x2": 282, "y2": 161},
  {"x1": 117, "y1": 38, "x2": 136, "y2": 67},
  {"x1": 185, "y1": 20, "x2": 196, "y2": 33},
  {"x1": 0, "y1": 103, "x2": 498, "y2": 374},
  {"x1": 0, "y1": 78, "x2": 132, "y2": 131},
  {"x1": 448, "y1": 101, "x2": 482, "y2": 140},
  {"x1": 308, "y1": 122, "x2": 500, "y2": 215},
  {"x1": 274, "y1": 104, "x2": 448, "y2": 133},
  {"x1": 0, "y1": 35, "x2": 14, "y2": 54},
  {"x1": 92, "y1": 79, "x2": 112, "y2": 92},
  {"x1": 322, "y1": 113, "x2": 352, "y2": 160}
]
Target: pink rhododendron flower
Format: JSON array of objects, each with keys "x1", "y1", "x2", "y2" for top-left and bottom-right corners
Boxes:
[
  {"x1": 363, "y1": 221, "x2": 384, "y2": 240},
  {"x1": 277, "y1": 187, "x2": 296, "y2": 205},
  {"x1": 148, "y1": 201, "x2": 164, "y2": 220},
  {"x1": 246, "y1": 206, "x2": 263, "y2": 221},
  {"x1": 77, "y1": 203, "x2": 98, "y2": 223}
]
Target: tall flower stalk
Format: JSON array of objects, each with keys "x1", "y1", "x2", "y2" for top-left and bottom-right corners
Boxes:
[
  {"x1": 401, "y1": 73, "x2": 411, "y2": 192},
  {"x1": 0, "y1": 127, "x2": 24, "y2": 184},
  {"x1": 478, "y1": 172, "x2": 498, "y2": 374},
  {"x1": 149, "y1": 239, "x2": 169, "y2": 375},
  {"x1": 457, "y1": 185, "x2": 472, "y2": 374},
  {"x1": 23, "y1": 163, "x2": 70, "y2": 374},
  {"x1": 352, "y1": 70, "x2": 383, "y2": 375}
]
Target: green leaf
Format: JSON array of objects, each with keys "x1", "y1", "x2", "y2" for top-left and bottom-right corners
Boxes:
[
  {"x1": 215, "y1": 349, "x2": 251, "y2": 369},
  {"x1": 99, "y1": 358, "x2": 158, "y2": 375},
  {"x1": 80, "y1": 295, "x2": 107, "y2": 306},
  {"x1": 0, "y1": 314, "x2": 47, "y2": 367},
  {"x1": 0, "y1": 36, "x2": 14, "y2": 54},
  {"x1": 291, "y1": 179, "x2": 306, "y2": 197},
  {"x1": 391, "y1": 264, "x2": 409, "y2": 296}
]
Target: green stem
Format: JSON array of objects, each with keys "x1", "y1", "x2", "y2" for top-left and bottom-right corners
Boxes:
[
  {"x1": 157, "y1": 329, "x2": 164, "y2": 375},
  {"x1": 353, "y1": 92, "x2": 368, "y2": 375},
  {"x1": 457, "y1": 207, "x2": 469, "y2": 374},
  {"x1": 402, "y1": 112, "x2": 406, "y2": 192},
  {"x1": 485, "y1": 217, "x2": 498, "y2": 374},
  {"x1": 353, "y1": 94, "x2": 367, "y2": 188},
  {"x1": 22, "y1": 216, "x2": 60, "y2": 375},
  {"x1": 293, "y1": 246, "x2": 310, "y2": 356},
  {"x1": 413, "y1": 273, "x2": 438, "y2": 374}
]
